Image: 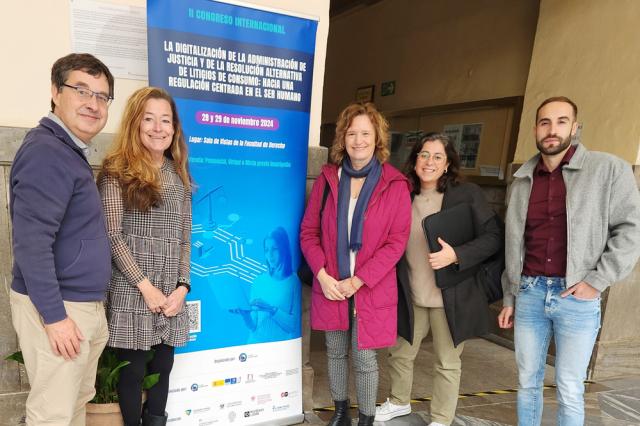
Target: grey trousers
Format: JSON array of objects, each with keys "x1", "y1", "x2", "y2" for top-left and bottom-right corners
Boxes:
[{"x1": 325, "y1": 314, "x2": 378, "y2": 416}]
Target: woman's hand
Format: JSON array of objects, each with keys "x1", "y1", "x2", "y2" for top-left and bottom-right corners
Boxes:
[
  {"x1": 428, "y1": 237, "x2": 458, "y2": 270},
  {"x1": 163, "y1": 286, "x2": 188, "y2": 317},
  {"x1": 137, "y1": 278, "x2": 167, "y2": 313},
  {"x1": 336, "y1": 276, "x2": 363, "y2": 298},
  {"x1": 317, "y1": 268, "x2": 345, "y2": 301}
]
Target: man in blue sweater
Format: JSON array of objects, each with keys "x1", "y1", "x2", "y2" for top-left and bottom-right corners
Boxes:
[{"x1": 10, "y1": 53, "x2": 114, "y2": 425}]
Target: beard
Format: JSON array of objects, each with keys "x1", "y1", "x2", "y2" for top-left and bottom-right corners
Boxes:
[{"x1": 536, "y1": 133, "x2": 572, "y2": 156}]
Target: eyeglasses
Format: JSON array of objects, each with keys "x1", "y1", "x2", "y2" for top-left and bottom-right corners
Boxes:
[
  {"x1": 417, "y1": 151, "x2": 446, "y2": 163},
  {"x1": 62, "y1": 83, "x2": 113, "y2": 106}
]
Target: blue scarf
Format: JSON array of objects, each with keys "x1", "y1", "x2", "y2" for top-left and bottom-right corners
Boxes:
[{"x1": 336, "y1": 157, "x2": 382, "y2": 280}]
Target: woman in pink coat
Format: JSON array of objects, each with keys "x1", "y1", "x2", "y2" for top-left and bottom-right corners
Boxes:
[{"x1": 300, "y1": 102, "x2": 411, "y2": 426}]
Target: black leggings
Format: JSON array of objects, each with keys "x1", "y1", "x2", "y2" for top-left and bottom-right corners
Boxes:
[{"x1": 116, "y1": 343, "x2": 175, "y2": 424}]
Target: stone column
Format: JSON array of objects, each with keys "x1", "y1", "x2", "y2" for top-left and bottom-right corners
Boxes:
[
  {"x1": 589, "y1": 168, "x2": 640, "y2": 380},
  {"x1": 301, "y1": 146, "x2": 328, "y2": 411}
]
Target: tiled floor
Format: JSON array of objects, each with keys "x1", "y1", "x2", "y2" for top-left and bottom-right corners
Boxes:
[{"x1": 302, "y1": 333, "x2": 640, "y2": 425}]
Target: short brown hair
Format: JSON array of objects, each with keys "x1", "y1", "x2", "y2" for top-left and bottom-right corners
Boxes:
[
  {"x1": 536, "y1": 96, "x2": 578, "y2": 122},
  {"x1": 50, "y1": 53, "x2": 114, "y2": 112},
  {"x1": 329, "y1": 102, "x2": 390, "y2": 164}
]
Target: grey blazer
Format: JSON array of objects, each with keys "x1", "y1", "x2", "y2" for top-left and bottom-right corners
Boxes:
[{"x1": 501, "y1": 143, "x2": 640, "y2": 307}]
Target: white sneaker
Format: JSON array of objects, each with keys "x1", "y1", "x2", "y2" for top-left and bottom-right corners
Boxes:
[
  {"x1": 429, "y1": 422, "x2": 447, "y2": 426},
  {"x1": 374, "y1": 398, "x2": 411, "y2": 421}
]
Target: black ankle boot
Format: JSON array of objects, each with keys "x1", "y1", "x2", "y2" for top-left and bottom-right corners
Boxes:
[
  {"x1": 141, "y1": 409, "x2": 168, "y2": 426},
  {"x1": 358, "y1": 411, "x2": 375, "y2": 426},
  {"x1": 327, "y1": 400, "x2": 351, "y2": 426}
]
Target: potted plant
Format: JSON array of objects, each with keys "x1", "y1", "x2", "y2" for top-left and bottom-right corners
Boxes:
[
  {"x1": 5, "y1": 348, "x2": 159, "y2": 426},
  {"x1": 86, "y1": 347, "x2": 160, "y2": 425},
  {"x1": 85, "y1": 346, "x2": 131, "y2": 426}
]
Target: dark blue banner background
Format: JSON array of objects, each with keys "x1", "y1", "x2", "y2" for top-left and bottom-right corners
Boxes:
[{"x1": 148, "y1": 0, "x2": 317, "y2": 352}]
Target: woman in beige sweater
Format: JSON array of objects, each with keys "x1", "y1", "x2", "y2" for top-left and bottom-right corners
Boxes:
[{"x1": 376, "y1": 133, "x2": 502, "y2": 426}]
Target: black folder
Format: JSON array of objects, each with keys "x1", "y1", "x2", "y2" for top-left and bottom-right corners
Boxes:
[{"x1": 421, "y1": 203, "x2": 477, "y2": 289}]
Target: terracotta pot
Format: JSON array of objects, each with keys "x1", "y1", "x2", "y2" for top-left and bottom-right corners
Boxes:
[{"x1": 86, "y1": 402, "x2": 124, "y2": 426}]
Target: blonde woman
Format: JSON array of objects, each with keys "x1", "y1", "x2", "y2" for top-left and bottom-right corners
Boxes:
[{"x1": 97, "y1": 87, "x2": 192, "y2": 426}]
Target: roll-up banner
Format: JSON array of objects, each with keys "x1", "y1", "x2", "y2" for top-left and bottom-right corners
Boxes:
[{"x1": 147, "y1": 1, "x2": 317, "y2": 424}]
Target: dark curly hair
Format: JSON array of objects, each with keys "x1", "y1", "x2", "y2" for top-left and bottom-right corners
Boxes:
[{"x1": 404, "y1": 132, "x2": 463, "y2": 195}]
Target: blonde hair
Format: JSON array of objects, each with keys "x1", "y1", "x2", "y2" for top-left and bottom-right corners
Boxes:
[
  {"x1": 98, "y1": 87, "x2": 190, "y2": 211},
  {"x1": 329, "y1": 102, "x2": 390, "y2": 165}
]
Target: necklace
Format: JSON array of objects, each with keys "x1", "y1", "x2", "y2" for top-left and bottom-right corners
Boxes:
[{"x1": 352, "y1": 177, "x2": 365, "y2": 198}]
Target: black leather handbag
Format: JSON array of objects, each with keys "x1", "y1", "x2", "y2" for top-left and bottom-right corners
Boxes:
[{"x1": 297, "y1": 182, "x2": 330, "y2": 286}]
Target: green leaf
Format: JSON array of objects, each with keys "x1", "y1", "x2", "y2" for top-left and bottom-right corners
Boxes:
[
  {"x1": 142, "y1": 373, "x2": 160, "y2": 390},
  {"x1": 90, "y1": 348, "x2": 130, "y2": 403},
  {"x1": 105, "y1": 360, "x2": 131, "y2": 389},
  {"x1": 89, "y1": 347, "x2": 161, "y2": 404},
  {"x1": 4, "y1": 351, "x2": 24, "y2": 364}
]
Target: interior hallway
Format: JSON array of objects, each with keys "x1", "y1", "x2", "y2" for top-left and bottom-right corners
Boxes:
[{"x1": 302, "y1": 333, "x2": 640, "y2": 425}]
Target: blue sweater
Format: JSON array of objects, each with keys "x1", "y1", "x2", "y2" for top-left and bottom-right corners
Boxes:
[{"x1": 10, "y1": 117, "x2": 111, "y2": 324}]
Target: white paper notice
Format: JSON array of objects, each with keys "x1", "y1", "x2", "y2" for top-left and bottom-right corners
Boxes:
[{"x1": 70, "y1": 0, "x2": 148, "y2": 80}]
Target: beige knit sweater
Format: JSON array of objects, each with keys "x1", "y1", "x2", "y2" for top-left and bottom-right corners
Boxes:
[{"x1": 405, "y1": 187, "x2": 444, "y2": 307}]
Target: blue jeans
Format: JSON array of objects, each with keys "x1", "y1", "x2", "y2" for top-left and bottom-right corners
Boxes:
[{"x1": 514, "y1": 276, "x2": 601, "y2": 426}]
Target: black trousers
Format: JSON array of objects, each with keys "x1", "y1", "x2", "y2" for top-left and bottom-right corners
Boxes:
[{"x1": 115, "y1": 343, "x2": 175, "y2": 424}]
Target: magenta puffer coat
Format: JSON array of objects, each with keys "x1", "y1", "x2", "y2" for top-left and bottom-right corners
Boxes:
[{"x1": 300, "y1": 163, "x2": 411, "y2": 349}]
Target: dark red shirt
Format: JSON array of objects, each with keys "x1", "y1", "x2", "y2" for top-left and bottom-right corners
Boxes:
[{"x1": 522, "y1": 145, "x2": 576, "y2": 277}]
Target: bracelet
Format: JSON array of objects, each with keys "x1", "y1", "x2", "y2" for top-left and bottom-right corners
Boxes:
[{"x1": 176, "y1": 282, "x2": 191, "y2": 293}]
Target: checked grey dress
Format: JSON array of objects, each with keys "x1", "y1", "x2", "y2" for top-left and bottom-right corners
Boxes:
[{"x1": 98, "y1": 158, "x2": 192, "y2": 350}]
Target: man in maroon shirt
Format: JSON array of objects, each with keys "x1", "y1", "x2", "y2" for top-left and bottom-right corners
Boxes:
[{"x1": 498, "y1": 96, "x2": 640, "y2": 425}]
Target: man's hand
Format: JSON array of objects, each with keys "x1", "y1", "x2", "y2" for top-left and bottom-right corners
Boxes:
[
  {"x1": 44, "y1": 317, "x2": 84, "y2": 360},
  {"x1": 498, "y1": 307, "x2": 514, "y2": 329},
  {"x1": 317, "y1": 268, "x2": 345, "y2": 301},
  {"x1": 428, "y1": 237, "x2": 458, "y2": 270},
  {"x1": 162, "y1": 286, "x2": 188, "y2": 317},
  {"x1": 561, "y1": 281, "x2": 600, "y2": 300},
  {"x1": 137, "y1": 278, "x2": 167, "y2": 313}
]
